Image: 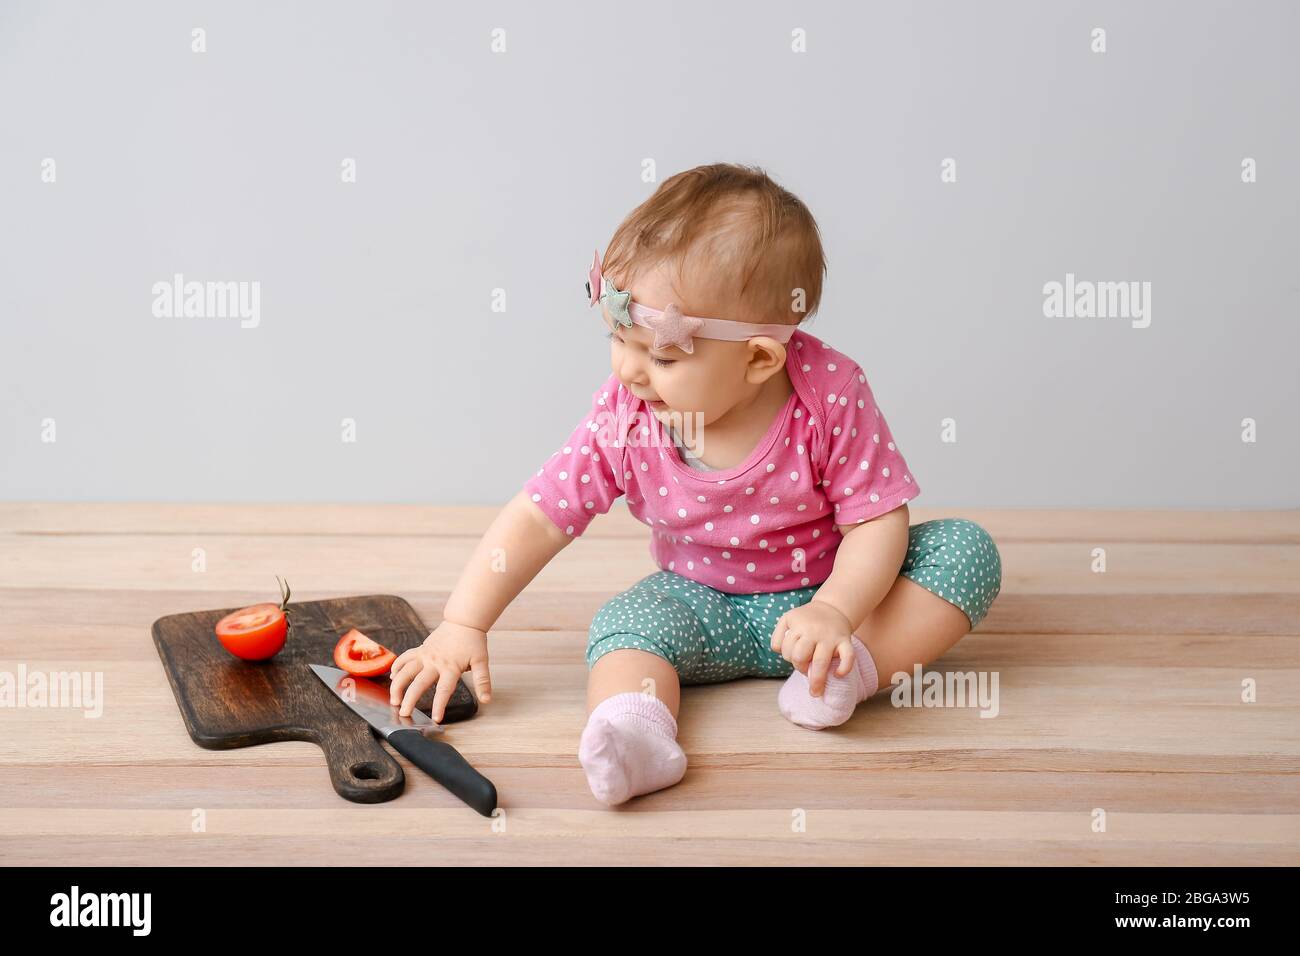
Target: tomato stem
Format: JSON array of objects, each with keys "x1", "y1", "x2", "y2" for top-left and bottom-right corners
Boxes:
[{"x1": 276, "y1": 575, "x2": 292, "y2": 629}]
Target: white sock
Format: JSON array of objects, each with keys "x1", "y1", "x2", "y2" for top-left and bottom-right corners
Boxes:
[{"x1": 578, "y1": 692, "x2": 687, "y2": 806}]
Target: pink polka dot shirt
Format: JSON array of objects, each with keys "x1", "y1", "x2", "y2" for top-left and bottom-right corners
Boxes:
[{"x1": 523, "y1": 329, "x2": 920, "y2": 594}]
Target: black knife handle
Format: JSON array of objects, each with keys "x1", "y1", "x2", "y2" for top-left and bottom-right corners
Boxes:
[{"x1": 388, "y1": 729, "x2": 498, "y2": 817}]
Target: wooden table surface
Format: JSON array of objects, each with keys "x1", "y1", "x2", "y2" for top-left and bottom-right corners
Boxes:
[{"x1": 2, "y1": 503, "x2": 1298, "y2": 865}]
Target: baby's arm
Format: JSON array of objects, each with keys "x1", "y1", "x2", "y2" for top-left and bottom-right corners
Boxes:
[
  {"x1": 394, "y1": 372, "x2": 626, "y2": 718},
  {"x1": 816, "y1": 504, "x2": 911, "y2": 632},
  {"x1": 795, "y1": 361, "x2": 920, "y2": 642},
  {"x1": 389, "y1": 489, "x2": 574, "y2": 718},
  {"x1": 442, "y1": 488, "x2": 575, "y2": 634},
  {"x1": 772, "y1": 360, "x2": 920, "y2": 691},
  {"x1": 770, "y1": 505, "x2": 910, "y2": 694}
]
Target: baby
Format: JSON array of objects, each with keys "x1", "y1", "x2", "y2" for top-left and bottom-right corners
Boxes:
[{"x1": 389, "y1": 163, "x2": 1003, "y2": 806}]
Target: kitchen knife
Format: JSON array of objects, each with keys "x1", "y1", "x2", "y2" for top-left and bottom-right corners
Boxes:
[{"x1": 309, "y1": 663, "x2": 497, "y2": 817}]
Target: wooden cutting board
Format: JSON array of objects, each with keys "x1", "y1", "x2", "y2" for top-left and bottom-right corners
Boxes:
[{"x1": 152, "y1": 594, "x2": 477, "y2": 803}]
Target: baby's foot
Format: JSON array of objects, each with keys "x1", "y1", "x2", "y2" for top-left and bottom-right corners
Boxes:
[
  {"x1": 579, "y1": 691, "x2": 687, "y2": 806},
  {"x1": 778, "y1": 635, "x2": 879, "y2": 730}
]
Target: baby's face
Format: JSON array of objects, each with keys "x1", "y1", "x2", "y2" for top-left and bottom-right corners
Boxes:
[{"x1": 601, "y1": 262, "x2": 787, "y2": 426}]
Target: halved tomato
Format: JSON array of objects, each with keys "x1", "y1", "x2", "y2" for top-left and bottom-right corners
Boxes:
[
  {"x1": 214, "y1": 576, "x2": 293, "y2": 661},
  {"x1": 215, "y1": 603, "x2": 288, "y2": 660},
  {"x1": 333, "y1": 628, "x2": 397, "y2": 678}
]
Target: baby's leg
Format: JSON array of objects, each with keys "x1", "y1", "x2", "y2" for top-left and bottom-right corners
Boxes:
[
  {"x1": 578, "y1": 572, "x2": 730, "y2": 805},
  {"x1": 580, "y1": 649, "x2": 686, "y2": 806},
  {"x1": 780, "y1": 518, "x2": 1003, "y2": 729},
  {"x1": 587, "y1": 647, "x2": 680, "y2": 718}
]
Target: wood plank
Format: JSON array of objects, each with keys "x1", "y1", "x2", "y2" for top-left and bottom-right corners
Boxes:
[
  {"x1": 3, "y1": 652, "x2": 1297, "y2": 764},
  {"x1": 0, "y1": 502, "x2": 650, "y2": 539},
  {"x1": 4, "y1": 807, "x2": 1298, "y2": 845},
  {"x1": 5, "y1": 621, "x2": 1298, "y2": 668},
  {"x1": 2, "y1": 534, "x2": 1298, "y2": 593},
  {"x1": 3, "y1": 835, "x2": 1295, "y2": 867},
  {"x1": 5, "y1": 588, "x2": 1300, "y2": 637},
  {"x1": 5, "y1": 765, "x2": 1298, "y2": 813},
  {"x1": 4, "y1": 503, "x2": 1297, "y2": 543}
]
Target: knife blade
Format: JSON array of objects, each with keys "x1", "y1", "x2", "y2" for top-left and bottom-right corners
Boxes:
[{"x1": 309, "y1": 663, "x2": 497, "y2": 817}]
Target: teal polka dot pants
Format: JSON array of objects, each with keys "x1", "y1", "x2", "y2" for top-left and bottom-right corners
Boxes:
[{"x1": 587, "y1": 518, "x2": 1002, "y2": 686}]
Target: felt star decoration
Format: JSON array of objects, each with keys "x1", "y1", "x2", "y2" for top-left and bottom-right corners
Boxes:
[
  {"x1": 643, "y1": 302, "x2": 705, "y2": 354},
  {"x1": 586, "y1": 250, "x2": 602, "y2": 308},
  {"x1": 586, "y1": 250, "x2": 633, "y2": 327},
  {"x1": 601, "y1": 278, "x2": 633, "y2": 328}
]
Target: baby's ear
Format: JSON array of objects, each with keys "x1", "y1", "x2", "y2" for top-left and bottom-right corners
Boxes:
[{"x1": 748, "y1": 337, "x2": 788, "y2": 373}]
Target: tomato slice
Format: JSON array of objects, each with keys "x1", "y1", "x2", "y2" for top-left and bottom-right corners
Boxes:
[
  {"x1": 215, "y1": 603, "x2": 288, "y2": 661},
  {"x1": 333, "y1": 628, "x2": 397, "y2": 678}
]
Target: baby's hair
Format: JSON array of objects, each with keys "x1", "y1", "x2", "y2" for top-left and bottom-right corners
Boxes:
[{"x1": 601, "y1": 163, "x2": 827, "y2": 326}]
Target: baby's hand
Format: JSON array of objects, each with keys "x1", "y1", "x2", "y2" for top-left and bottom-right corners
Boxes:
[
  {"x1": 771, "y1": 600, "x2": 856, "y2": 697},
  {"x1": 388, "y1": 621, "x2": 492, "y2": 722}
]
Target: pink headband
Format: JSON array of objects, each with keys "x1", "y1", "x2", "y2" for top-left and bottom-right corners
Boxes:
[{"x1": 586, "y1": 249, "x2": 797, "y2": 354}]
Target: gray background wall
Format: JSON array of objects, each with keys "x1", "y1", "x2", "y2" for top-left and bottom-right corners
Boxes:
[{"x1": 2, "y1": 0, "x2": 1295, "y2": 507}]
